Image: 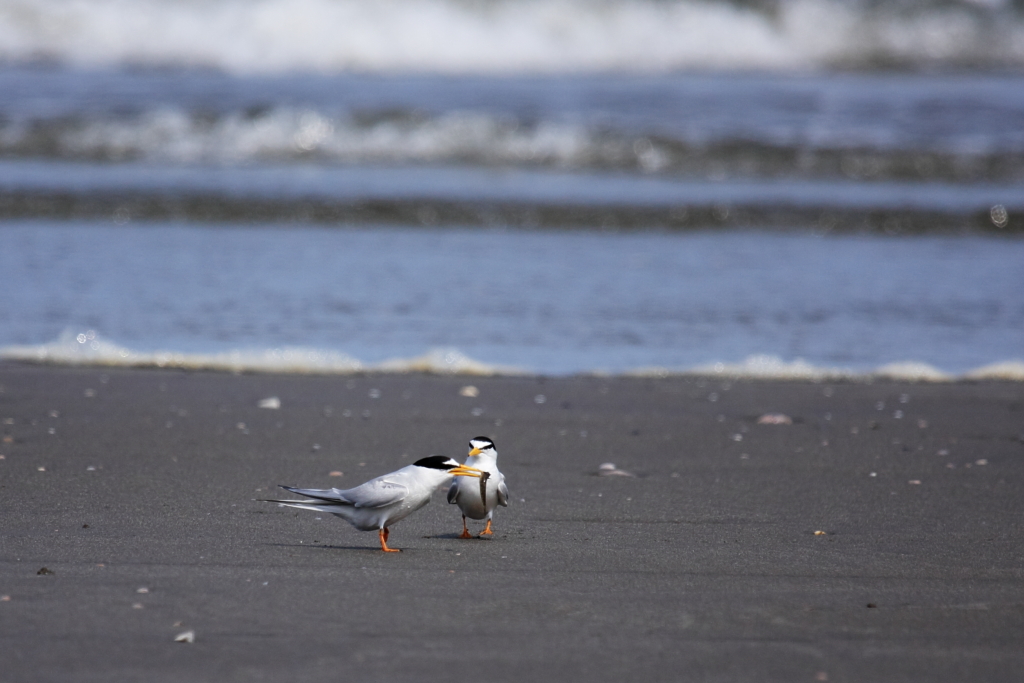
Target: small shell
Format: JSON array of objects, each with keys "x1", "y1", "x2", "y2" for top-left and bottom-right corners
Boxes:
[
  {"x1": 257, "y1": 397, "x2": 281, "y2": 409},
  {"x1": 174, "y1": 630, "x2": 195, "y2": 643},
  {"x1": 597, "y1": 463, "x2": 635, "y2": 477},
  {"x1": 757, "y1": 413, "x2": 793, "y2": 425}
]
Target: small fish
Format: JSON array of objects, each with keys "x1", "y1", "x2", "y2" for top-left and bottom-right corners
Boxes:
[{"x1": 479, "y1": 470, "x2": 491, "y2": 509}]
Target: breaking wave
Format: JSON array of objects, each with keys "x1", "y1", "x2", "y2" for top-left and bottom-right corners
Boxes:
[
  {"x1": 633, "y1": 355, "x2": 1024, "y2": 381},
  {"x1": 0, "y1": 330, "x2": 523, "y2": 376},
  {"x1": 2, "y1": 0, "x2": 1024, "y2": 74},
  {"x1": 4, "y1": 107, "x2": 1022, "y2": 183},
  {"x1": 3, "y1": 330, "x2": 1022, "y2": 381}
]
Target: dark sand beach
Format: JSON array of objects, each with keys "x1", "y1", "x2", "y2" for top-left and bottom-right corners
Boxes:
[{"x1": 1, "y1": 362, "x2": 1022, "y2": 682}]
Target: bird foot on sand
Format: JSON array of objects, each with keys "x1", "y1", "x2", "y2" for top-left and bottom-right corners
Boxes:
[{"x1": 379, "y1": 528, "x2": 401, "y2": 552}]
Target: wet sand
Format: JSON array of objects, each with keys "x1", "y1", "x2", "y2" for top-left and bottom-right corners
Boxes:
[{"x1": 1, "y1": 362, "x2": 1022, "y2": 682}]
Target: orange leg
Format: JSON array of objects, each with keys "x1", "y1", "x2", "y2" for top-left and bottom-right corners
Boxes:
[
  {"x1": 379, "y1": 527, "x2": 400, "y2": 552},
  {"x1": 479, "y1": 519, "x2": 494, "y2": 537},
  {"x1": 458, "y1": 515, "x2": 473, "y2": 539}
]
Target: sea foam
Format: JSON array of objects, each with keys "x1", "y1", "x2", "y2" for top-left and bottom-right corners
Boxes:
[
  {"x1": 3, "y1": 331, "x2": 1021, "y2": 381},
  {"x1": 0, "y1": 330, "x2": 522, "y2": 376},
  {"x1": 1, "y1": 0, "x2": 1022, "y2": 73}
]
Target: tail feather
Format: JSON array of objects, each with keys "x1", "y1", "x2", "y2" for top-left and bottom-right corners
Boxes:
[
  {"x1": 277, "y1": 485, "x2": 352, "y2": 504},
  {"x1": 262, "y1": 499, "x2": 342, "y2": 514},
  {"x1": 259, "y1": 485, "x2": 355, "y2": 514}
]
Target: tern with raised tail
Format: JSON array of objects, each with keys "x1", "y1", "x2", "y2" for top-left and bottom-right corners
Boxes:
[
  {"x1": 448, "y1": 436, "x2": 509, "y2": 538},
  {"x1": 265, "y1": 455, "x2": 484, "y2": 552}
]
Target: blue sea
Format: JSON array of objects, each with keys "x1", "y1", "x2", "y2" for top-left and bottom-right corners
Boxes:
[{"x1": 1, "y1": 0, "x2": 1023, "y2": 379}]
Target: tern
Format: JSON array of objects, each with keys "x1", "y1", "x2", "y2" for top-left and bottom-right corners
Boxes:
[
  {"x1": 265, "y1": 455, "x2": 484, "y2": 552},
  {"x1": 447, "y1": 436, "x2": 508, "y2": 538}
]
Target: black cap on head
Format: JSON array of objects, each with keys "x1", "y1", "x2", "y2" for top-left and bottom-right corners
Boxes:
[
  {"x1": 469, "y1": 436, "x2": 494, "y2": 448},
  {"x1": 413, "y1": 455, "x2": 458, "y2": 470}
]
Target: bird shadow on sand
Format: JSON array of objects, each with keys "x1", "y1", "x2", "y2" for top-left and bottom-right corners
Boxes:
[
  {"x1": 422, "y1": 532, "x2": 492, "y2": 540},
  {"x1": 266, "y1": 542, "x2": 381, "y2": 552}
]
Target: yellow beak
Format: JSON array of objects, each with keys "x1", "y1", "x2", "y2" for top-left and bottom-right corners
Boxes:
[
  {"x1": 468, "y1": 447, "x2": 482, "y2": 457},
  {"x1": 450, "y1": 464, "x2": 484, "y2": 478}
]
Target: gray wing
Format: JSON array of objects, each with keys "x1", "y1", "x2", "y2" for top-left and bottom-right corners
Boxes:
[
  {"x1": 497, "y1": 475, "x2": 509, "y2": 507},
  {"x1": 446, "y1": 480, "x2": 459, "y2": 505},
  {"x1": 342, "y1": 478, "x2": 410, "y2": 508}
]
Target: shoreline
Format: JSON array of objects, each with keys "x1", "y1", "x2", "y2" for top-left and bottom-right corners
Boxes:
[
  {"x1": 1, "y1": 363, "x2": 1022, "y2": 682},
  {"x1": 3, "y1": 355, "x2": 1024, "y2": 383}
]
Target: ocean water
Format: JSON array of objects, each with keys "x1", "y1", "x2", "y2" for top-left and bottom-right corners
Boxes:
[
  {"x1": 2, "y1": 222, "x2": 1022, "y2": 379},
  {"x1": 1, "y1": 0, "x2": 1022, "y2": 379}
]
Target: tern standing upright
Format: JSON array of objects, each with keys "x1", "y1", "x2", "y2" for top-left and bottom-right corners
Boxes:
[{"x1": 448, "y1": 436, "x2": 509, "y2": 538}]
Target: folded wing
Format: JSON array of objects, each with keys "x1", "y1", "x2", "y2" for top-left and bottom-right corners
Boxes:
[
  {"x1": 336, "y1": 478, "x2": 410, "y2": 509},
  {"x1": 270, "y1": 478, "x2": 410, "y2": 510}
]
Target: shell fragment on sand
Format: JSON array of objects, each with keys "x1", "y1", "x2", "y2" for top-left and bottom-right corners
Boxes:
[{"x1": 597, "y1": 463, "x2": 635, "y2": 477}]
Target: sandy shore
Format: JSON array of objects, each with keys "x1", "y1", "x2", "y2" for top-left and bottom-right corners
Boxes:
[{"x1": 1, "y1": 362, "x2": 1022, "y2": 682}]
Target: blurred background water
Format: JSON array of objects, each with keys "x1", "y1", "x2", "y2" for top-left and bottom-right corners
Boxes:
[{"x1": 1, "y1": 0, "x2": 1022, "y2": 377}]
